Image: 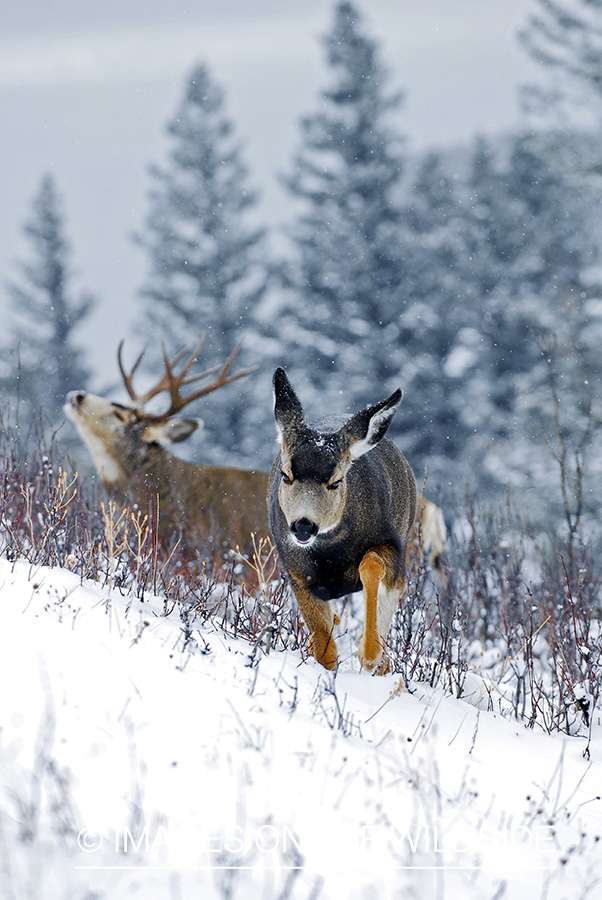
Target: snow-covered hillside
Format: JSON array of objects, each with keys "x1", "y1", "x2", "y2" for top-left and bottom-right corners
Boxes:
[{"x1": 1, "y1": 557, "x2": 601, "y2": 900}]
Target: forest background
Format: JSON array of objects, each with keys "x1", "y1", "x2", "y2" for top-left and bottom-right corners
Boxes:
[{"x1": 2, "y1": 0, "x2": 602, "y2": 543}]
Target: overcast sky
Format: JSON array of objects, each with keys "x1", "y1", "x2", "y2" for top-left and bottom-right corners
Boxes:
[{"x1": 0, "y1": 0, "x2": 543, "y2": 386}]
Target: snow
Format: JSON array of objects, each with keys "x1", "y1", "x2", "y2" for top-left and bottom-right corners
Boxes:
[{"x1": 1, "y1": 557, "x2": 601, "y2": 900}]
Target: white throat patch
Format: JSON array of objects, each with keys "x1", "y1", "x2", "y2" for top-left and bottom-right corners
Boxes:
[{"x1": 77, "y1": 431, "x2": 122, "y2": 487}]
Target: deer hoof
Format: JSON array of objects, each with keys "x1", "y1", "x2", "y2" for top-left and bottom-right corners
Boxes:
[
  {"x1": 375, "y1": 654, "x2": 391, "y2": 676},
  {"x1": 358, "y1": 635, "x2": 382, "y2": 673},
  {"x1": 358, "y1": 635, "x2": 391, "y2": 675},
  {"x1": 307, "y1": 634, "x2": 338, "y2": 670}
]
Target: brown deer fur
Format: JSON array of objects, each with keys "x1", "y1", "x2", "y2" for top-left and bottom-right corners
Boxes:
[{"x1": 64, "y1": 339, "x2": 270, "y2": 560}]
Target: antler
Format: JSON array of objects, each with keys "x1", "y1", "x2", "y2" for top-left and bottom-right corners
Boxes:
[{"x1": 117, "y1": 335, "x2": 256, "y2": 419}]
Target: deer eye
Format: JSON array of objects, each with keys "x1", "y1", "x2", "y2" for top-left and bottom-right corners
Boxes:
[
  {"x1": 327, "y1": 479, "x2": 343, "y2": 491},
  {"x1": 112, "y1": 402, "x2": 131, "y2": 422},
  {"x1": 281, "y1": 470, "x2": 293, "y2": 485}
]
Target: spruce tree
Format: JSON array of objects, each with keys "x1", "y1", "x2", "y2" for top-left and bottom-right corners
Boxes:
[
  {"x1": 396, "y1": 151, "x2": 470, "y2": 483},
  {"x1": 4, "y1": 174, "x2": 92, "y2": 426},
  {"x1": 135, "y1": 63, "x2": 270, "y2": 464},
  {"x1": 519, "y1": 0, "x2": 602, "y2": 181},
  {"x1": 518, "y1": 0, "x2": 602, "y2": 529},
  {"x1": 136, "y1": 63, "x2": 267, "y2": 364},
  {"x1": 520, "y1": 0, "x2": 602, "y2": 122},
  {"x1": 456, "y1": 136, "x2": 598, "y2": 500},
  {"x1": 283, "y1": 1, "x2": 408, "y2": 408}
]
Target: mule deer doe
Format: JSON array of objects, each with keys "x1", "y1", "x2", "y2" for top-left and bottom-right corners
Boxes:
[
  {"x1": 268, "y1": 367, "x2": 418, "y2": 674},
  {"x1": 64, "y1": 337, "x2": 270, "y2": 559}
]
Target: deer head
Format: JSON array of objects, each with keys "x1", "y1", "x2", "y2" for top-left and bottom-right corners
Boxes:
[
  {"x1": 64, "y1": 337, "x2": 254, "y2": 491},
  {"x1": 272, "y1": 367, "x2": 403, "y2": 546}
]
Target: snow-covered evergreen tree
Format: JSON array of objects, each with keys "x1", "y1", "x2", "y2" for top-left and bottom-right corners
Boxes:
[
  {"x1": 282, "y1": 1, "x2": 408, "y2": 410},
  {"x1": 519, "y1": 0, "x2": 602, "y2": 188},
  {"x1": 3, "y1": 174, "x2": 92, "y2": 427},
  {"x1": 394, "y1": 151, "x2": 471, "y2": 488},
  {"x1": 136, "y1": 63, "x2": 268, "y2": 362},
  {"x1": 455, "y1": 136, "x2": 599, "y2": 502},
  {"x1": 516, "y1": 0, "x2": 602, "y2": 528},
  {"x1": 135, "y1": 63, "x2": 270, "y2": 464},
  {"x1": 520, "y1": 0, "x2": 602, "y2": 129}
]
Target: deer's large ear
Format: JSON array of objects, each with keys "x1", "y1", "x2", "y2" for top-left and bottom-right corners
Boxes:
[
  {"x1": 142, "y1": 418, "x2": 203, "y2": 445},
  {"x1": 340, "y1": 389, "x2": 402, "y2": 459},
  {"x1": 273, "y1": 368, "x2": 305, "y2": 444}
]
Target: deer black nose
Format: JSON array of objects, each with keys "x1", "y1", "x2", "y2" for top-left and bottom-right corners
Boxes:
[
  {"x1": 66, "y1": 390, "x2": 86, "y2": 408},
  {"x1": 290, "y1": 518, "x2": 319, "y2": 544}
]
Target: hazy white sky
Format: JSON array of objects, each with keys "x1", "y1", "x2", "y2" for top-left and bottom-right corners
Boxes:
[{"x1": 0, "y1": 0, "x2": 542, "y2": 385}]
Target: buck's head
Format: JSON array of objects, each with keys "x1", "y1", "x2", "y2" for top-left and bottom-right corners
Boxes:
[
  {"x1": 272, "y1": 367, "x2": 403, "y2": 547},
  {"x1": 64, "y1": 336, "x2": 254, "y2": 491},
  {"x1": 64, "y1": 391, "x2": 201, "y2": 489}
]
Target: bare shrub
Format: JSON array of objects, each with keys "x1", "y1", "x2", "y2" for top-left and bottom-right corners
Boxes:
[{"x1": 1, "y1": 408, "x2": 600, "y2": 741}]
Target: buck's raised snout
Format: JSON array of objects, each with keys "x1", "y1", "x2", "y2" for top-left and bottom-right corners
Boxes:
[
  {"x1": 66, "y1": 390, "x2": 86, "y2": 409},
  {"x1": 290, "y1": 517, "x2": 319, "y2": 545}
]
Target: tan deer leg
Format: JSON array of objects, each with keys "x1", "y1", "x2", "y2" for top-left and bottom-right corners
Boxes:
[
  {"x1": 291, "y1": 580, "x2": 338, "y2": 670},
  {"x1": 358, "y1": 548, "x2": 404, "y2": 674}
]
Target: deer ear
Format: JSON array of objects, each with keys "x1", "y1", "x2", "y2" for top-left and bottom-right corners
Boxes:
[
  {"x1": 142, "y1": 418, "x2": 203, "y2": 445},
  {"x1": 273, "y1": 368, "x2": 305, "y2": 444},
  {"x1": 340, "y1": 389, "x2": 403, "y2": 459}
]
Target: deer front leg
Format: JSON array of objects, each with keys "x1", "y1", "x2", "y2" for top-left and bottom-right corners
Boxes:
[
  {"x1": 358, "y1": 548, "x2": 404, "y2": 674},
  {"x1": 291, "y1": 580, "x2": 338, "y2": 670}
]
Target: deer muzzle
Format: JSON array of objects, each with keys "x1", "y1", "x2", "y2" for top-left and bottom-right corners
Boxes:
[
  {"x1": 66, "y1": 390, "x2": 87, "y2": 409},
  {"x1": 290, "y1": 517, "x2": 319, "y2": 545}
]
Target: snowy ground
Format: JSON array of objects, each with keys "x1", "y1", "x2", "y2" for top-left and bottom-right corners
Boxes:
[{"x1": 1, "y1": 556, "x2": 601, "y2": 900}]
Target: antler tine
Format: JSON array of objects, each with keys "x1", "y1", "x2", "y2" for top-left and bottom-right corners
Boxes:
[
  {"x1": 176, "y1": 337, "x2": 241, "y2": 389},
  {"x1": 117, "y1": 340, "x2": 147, "y2": 403},
  {"x1": 128, "y1": 335, "x2": 209, "y2": 413},
  {"x1": 151, "y1": 335, "x2": 207, "y2": 416},
  {"x1": 166, "y1": 340, "x2": 257, "y2": 410},
  {"x1": 117, "y1": 339, "x2": 199, "y2": 411},
  {"x1": 119, "y1": 336, "x2": 255, "y2": 419},
  {"x1": 165, "y1": 334, "x2": 207, "y2": 383}
]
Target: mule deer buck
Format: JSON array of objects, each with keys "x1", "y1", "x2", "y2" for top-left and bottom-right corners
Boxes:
[
  {"x1": 64, "y1": 337, "x2": 270, "y2": 559},
  {"x1": 268, "y1": 367, "x2": 418, "y2": 674}
]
